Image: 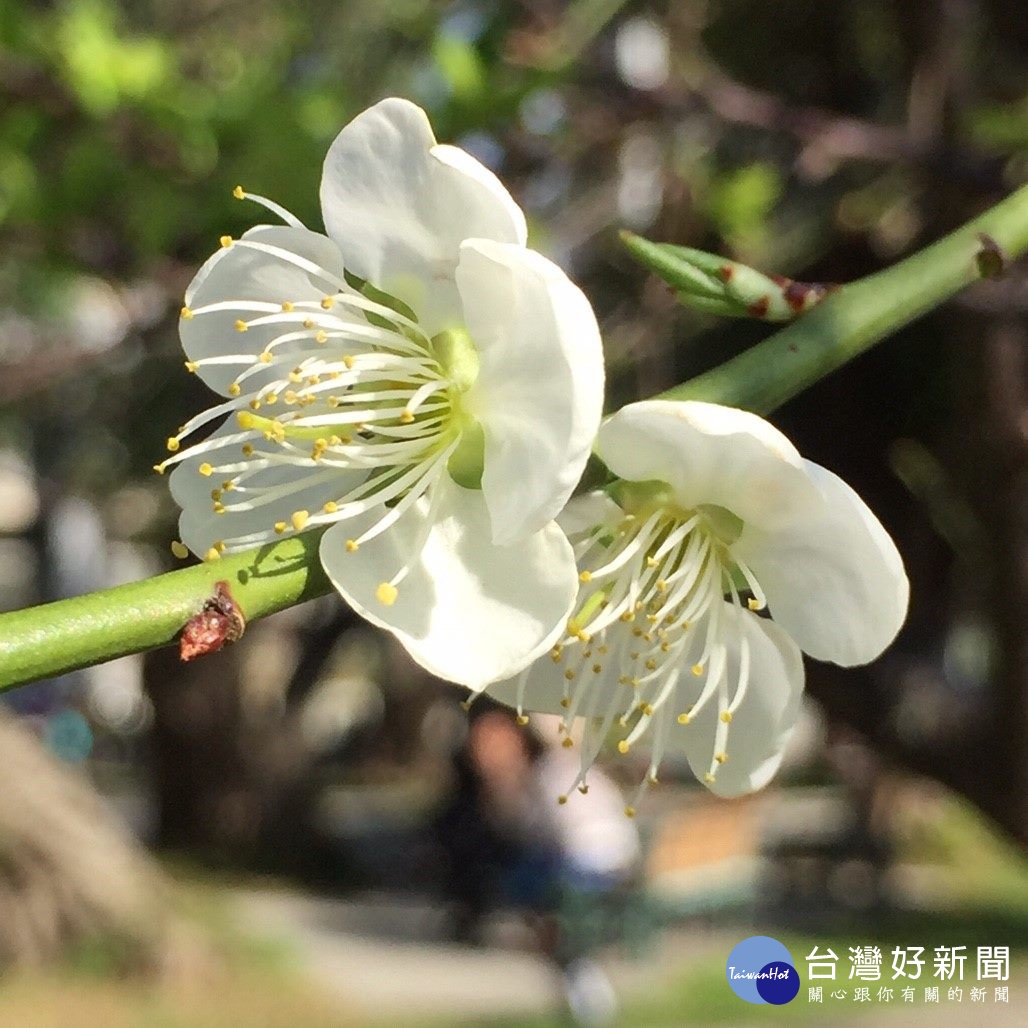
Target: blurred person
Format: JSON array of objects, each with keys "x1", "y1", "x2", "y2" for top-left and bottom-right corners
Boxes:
[{"x1": 432, "y1": 700, "x2": 640, "y2": 1024}]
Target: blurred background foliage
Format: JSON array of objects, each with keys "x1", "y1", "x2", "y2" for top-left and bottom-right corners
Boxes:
[{"x1": 0, "y1": 0, "x2": 1026, "y2": 1022}]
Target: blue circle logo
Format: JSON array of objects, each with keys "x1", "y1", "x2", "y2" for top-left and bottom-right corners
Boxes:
[{"x1": 726, "y1": 936, "x2": 800, "y2": 1004}]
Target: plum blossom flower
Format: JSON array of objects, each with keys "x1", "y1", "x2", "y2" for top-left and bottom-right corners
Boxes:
[
  {"x1": 158, "y1": 99, "x2": 603, "y2": 688},
  {"x1": 489, "y1": 400, "x2": 908, "y2": 807}
]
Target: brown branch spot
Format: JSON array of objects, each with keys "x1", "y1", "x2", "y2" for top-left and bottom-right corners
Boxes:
[
  {"x1": 976, "y1": 233, "x2": 1009, "y2": 280},
  {"x1": 179, "y1": 582, "x2": 246, "y2": 661}
]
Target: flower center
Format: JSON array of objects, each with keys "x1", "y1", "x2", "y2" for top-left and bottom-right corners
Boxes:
[
  {"x1": 512, "y1": 495, "x2": 768, "y2": 811},
  {"x1": 157, "y1": 217, "x2": 484, "y2": 600}
]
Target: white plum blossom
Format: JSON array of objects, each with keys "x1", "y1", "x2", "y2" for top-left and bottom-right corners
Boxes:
[
  {"x1": 158, "y1": 98, "x2": 604, "y2": 689},
  {"x1": 489, "y1": 400, "x2": 909, "y2": 808}
]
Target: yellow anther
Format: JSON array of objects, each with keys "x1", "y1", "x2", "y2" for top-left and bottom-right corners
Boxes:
[
  {"x1": 204, "y1": 547, "x2": 221, "y2": 562},
  {"x1": 656, "y1": 579, "x2": 668, "y2": 592},
  {"x1": 715, "y1": 752, "x2": 728, "y2": 764},
  {"x1": 228, "y1": 383, "x2": 241, "y2": 397},
  {"x1": 641, "y1": 703, "x2": 654, "y2": 716},
  {"x1": 170, "y1": 540, "x2": 189, "y2": 559},
  {"x1": 198, "y1": 463, "x2": 214, "y2": 477},
  {"x1": 302, "y1": 318, "x2": 315, "y2": 329},
  {"x1": 184, "y1": 360, "x2": 199, "y2": 373},
  {"x1": 720, "y1": 710, "x2": 733, "y2": 723},
  {"x1": 644, "y1": 659, "x2": 657, "y2": 671},
  {"x1": 660, "y1": 642, "x2": 670, "y2": 653},
  {"x1": 563, "y1": 669, "x2": 575, "y2": 681},
  {"x1": 619, "y1": 611, "x2": 634, "y2": 623},
  {"x1": 180, "y1": 306, "x2": 194, "y2": 320},
  {"x1": 376, "y1": 582, "x2": 398, "y2": 606},
  {"x1": 557, "y1": 795, "x2": 568, "y2": 805},
  {"x1": 234, "y1": 319, "x2": 248, "y2": 333},
  {"x1": 677, "y1": 713, "x2": 691, "y2": 725},
  {"x1": 153, "y1": 464, "x2": 165, "y2": 475},
  {"x1": 291, "y1": 510, "x2": 310, "y2": 532},
  {"x1": 345, "y1": 539, "x2": 359, "y2": 553},
  {"x1": 592, "y1": 663, "x2": 602, "y2": 674},
  {"x1": 646, "y1": 556, "x2": 658, "y2": 568},
  {"x1": 232, "y1": 185, "x2": 245, "y2": 199},
  {"x1": 400, "y1": 410, "x2": 415, "y2": 424},
  {"x1": 264, "y1": 392, "x2": 278, "y2": 405},
  {"x1": 516, "y1": 715, "x2": 530, "y2": 726},
  {"x1": 576, "y1": 630, "x2": 591, "y2": 644},
  {"x1": 647, "y1": 773, "x2": 660, "y2": 785},
  {"x1": 343, "y1": 355, "x2": 355, "y2": 369},
  {"x1": 578, "y1": 784, "x2": 589, "y2": 795},
  {"x1": 704, "y1": 772, "x2": 716, "y2": 784},
  {"x1": 691, "y1": 663, "x2": 704, "y2": 676},
  {"x1": 281, "y1": 301, "x2": 295, "y2": 312},
  {"x1": 323, "y1": 501, "x2": 339, "y2": 514},
  {"x1": 617, "y1": 740, "x2": 630, "y2": 755},
  {"x1": 258, "y1": 352, "x2": 273, "y2": 364},
  {"x1": 320, "y1": 296, "x2": 334, "y2": 310},
  {"x1": 559, "y1": 697, "x2": 570, "y2": 709},
  {"x1": 624, "y1": 806, "x2": 636, "y2": 818},
  {"x1": 213, "y1": 502, "x2": 226, "y2": 515},
  {"x1": 561, "y1": 737, "x2": 574, "y2": 749},
  {"x1": 579, "y1": 570, "x2": 592, "y2": 583},
  {"x1": 220, "y1": 235, "x2": 233, "y2": 247},
  {"x1": 241, "y1": 444, "x2": 255, "y2": 457},
  {"x1": 166, "y1": 437, "x2": 180, "y2": 453},
  {"x1": 288, "y1": 370, "x2": 303, "y2": 383},
  {"x1": 236, "y1": 412, "x2": 256, "y2": 430},
  {"x1": 748, "y1": 597, "x2": 764, "y2": 611},
  {"x1": 274, "y1": 521, "x2": 287, "y2": 534},
  {"x1": 314, "y1": 330, "x2": 328, "y2": 344}
]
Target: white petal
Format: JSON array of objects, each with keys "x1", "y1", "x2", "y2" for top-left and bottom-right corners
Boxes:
[
  {"x1": 733, "y1": 460, "x2": 909, "y2": 666},
  {"x1": 674, "y1": 605, "x2": 805, "y2": 798},
  {"x1": 596, "y1": 400, "x2": 820, "y2": 531},
  {"x1": 183, "y1": 225, "x2": 346, "y2": 396},
  {"x1": 169, "y1": 421, "x2": 364, "y2": 556},
  {"x1": 457, "y1": 239, "x2": 604, "y2": 544},
  {"x1": 319, "y1": 476, "x2": 576, "y2": 690},
  {"x1": 556, "y1": 492, "x2": 625, "y2": 537},
  {"x1": 319, "y1": 98, "x2": 526, "y2": 336}
]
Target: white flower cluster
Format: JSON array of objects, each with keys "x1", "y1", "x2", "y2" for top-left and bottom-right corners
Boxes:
[{"x1": 161, "y1": 99, "x2": 908, "y2": 802}]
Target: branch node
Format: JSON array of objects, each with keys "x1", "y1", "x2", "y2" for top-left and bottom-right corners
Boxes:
[{"x1": 179, "y1": 582, "x2": 246, "y2": 662}]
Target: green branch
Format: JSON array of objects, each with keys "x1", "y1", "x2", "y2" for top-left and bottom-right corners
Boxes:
[
  {"x1": 0, "y1": 532, "x2": 330, "y2": 691},
  {"x1": 1, "y1": 184, "x2": 1027, "y2": 691}
]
